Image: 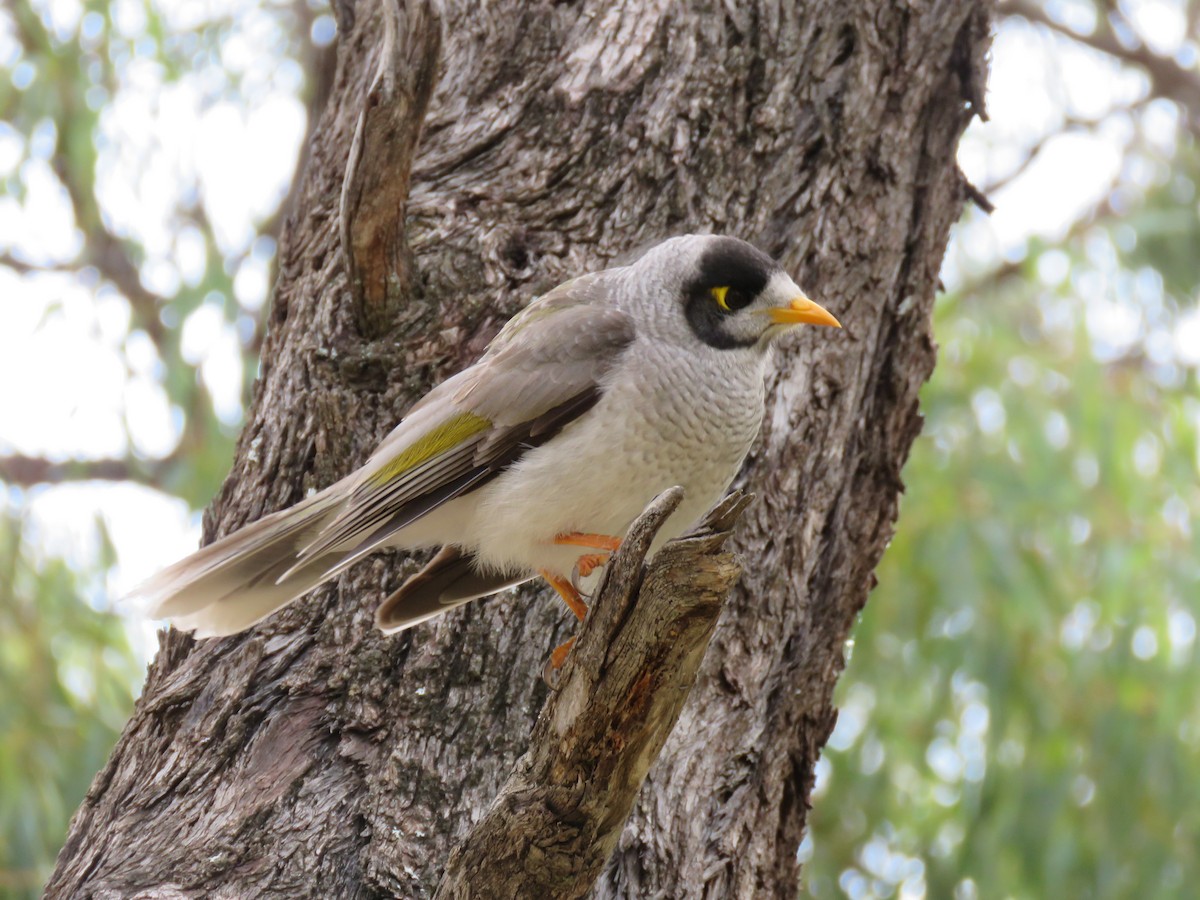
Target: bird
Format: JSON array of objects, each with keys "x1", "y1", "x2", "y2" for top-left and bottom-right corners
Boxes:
[{"x1": 133, "y1": 235, "x2": 840, "y2": 666}]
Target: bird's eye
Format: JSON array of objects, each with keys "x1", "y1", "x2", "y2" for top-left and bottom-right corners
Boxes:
[{"x1": 710, "y1": 286, "x2": 751, "y2": 312}]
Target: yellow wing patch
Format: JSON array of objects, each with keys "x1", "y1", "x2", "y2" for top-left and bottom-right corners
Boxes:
[{"x1": 369, "y1": 412, "x2": 491, "y2": 486}]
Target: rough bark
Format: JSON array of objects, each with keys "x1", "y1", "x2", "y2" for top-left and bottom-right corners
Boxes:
[{"x1": 49, "y1": 1, "x2": 991, "y2": 898}]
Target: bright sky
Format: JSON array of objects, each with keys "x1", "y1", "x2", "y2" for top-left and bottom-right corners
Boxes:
[{"x1": 0, "y1": 6, "x2": 1194, "y2": 662}]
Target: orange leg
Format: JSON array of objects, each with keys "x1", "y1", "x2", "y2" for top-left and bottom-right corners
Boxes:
[
  {"x1": 553, "y1": 531, "x2": 622, "y2": 552},
  {"x1": 540, "y1": 570, "x2": 590, "y2": 675},
  {"x1": 539, "y1": 568, "x2": 589, "y2": 621},
  {"x1": 574, "y1": 552, "x2": 610, "y2": 578}
]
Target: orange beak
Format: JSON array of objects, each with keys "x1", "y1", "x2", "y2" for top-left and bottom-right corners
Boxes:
[{"x1": 767, "y1": 295, "x2": 841, "y2": 328}]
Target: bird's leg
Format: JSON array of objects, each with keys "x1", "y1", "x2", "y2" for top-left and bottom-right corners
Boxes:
[
  {"x1": 553, "y1": 531, "x2": 622, "y2": 552},
  {"x1": 539, "y1": 569, "x2": 589, "y2": 679},
  {"x1": 539, "y1": 568, "x2": 589, "y2": 621}
]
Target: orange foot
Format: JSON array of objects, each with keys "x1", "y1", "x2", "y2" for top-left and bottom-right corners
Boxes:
[
  {"x1": 548, "y1": 635, "x2": 576, "y2": 671},
  {"x1": 574, "y1": 552, "x2": 610, "y2": 579},
  {"x1": 539, "y1": 540, "x2": 619, "y2": 677}
]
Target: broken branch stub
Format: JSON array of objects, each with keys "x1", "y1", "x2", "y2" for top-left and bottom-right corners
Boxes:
[
  {"x1": 339, "y1": 0, "x2": 442, "y2": 338},
  {"x1": 434, "y1": 487, "x2": 752, "y2": 900}
]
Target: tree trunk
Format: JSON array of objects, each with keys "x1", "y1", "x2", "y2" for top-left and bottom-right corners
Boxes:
[{"x1": 48, "y1": 1, "x2": 990, "y2": 897}]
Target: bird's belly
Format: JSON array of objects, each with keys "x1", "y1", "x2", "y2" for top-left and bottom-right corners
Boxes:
[{"x1": 465, "y1": 364, "x2": 763, "y2": 578}]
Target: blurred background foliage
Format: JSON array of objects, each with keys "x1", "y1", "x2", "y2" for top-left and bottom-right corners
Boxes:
[
  {"x1": 0, "y1": 0, "x2": 1198, "y2": 897},
  {"x1": 0, "y1": 511, "x2": 138, "y2": 896},
  {"x1": 803, "y1": 2, "x2": 1200, "y2": 897},
  {"x1": 0, "y1": 0, "x2": 333, "y2": 893}
]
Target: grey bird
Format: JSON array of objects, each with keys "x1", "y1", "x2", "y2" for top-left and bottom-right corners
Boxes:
[{"x1": 133, "y1": 235, "x2": 840, "y2": 664}]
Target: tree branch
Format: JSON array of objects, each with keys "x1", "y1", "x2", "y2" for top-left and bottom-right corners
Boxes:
[
  {"x1": 434, "y1": 487, "x2": 751, "y2": 900},
  {"x1": 0, "y1": 252, "x2": 73, "y2": 277},
  {"x1": 979, "y1": 108, "x2": 1142, "y2": 196},
  {"x1": 1002, "y1": 0, "x2": 1200, "y2": 124},
  {"x1": 9, "y1": 0, "x2": 178, "y2": 350},
  {"x1": 0, "y1": 453, "x2": 177, "y2": 488},
  {"x1": 339, "y1": 0, "x2": 442, "y2": 338}
]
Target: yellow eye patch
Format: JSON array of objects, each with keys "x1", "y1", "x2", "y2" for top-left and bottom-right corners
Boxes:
[{"x1": 711, "y1": 286, "x2": 730, "y2": 311}]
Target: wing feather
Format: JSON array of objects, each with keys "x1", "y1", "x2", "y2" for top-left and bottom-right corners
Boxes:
[{"x1": 285, "y1": 277, "x2": 634, "y2": 582}]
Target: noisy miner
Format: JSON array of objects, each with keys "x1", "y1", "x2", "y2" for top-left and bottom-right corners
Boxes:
[{"x1": 135, "y1": 234, "x2": 840, "y2": 668}]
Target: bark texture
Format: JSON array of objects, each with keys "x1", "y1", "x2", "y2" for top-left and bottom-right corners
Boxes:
[{"x1": 49, "y1": 1, "x2": 991, "y2": 898}]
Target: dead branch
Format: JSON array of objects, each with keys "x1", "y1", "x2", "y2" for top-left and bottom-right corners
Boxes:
[
  {"x1": 434, "y1": 487, "x2": 751, "y2": 900},
  {"x1": 339, "y1": 0, "x2": 442, "y2": 338}
]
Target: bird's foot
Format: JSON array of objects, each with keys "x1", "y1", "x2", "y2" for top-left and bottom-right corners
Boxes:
[
  {"x1": 574, "y1": 552, "x2": 610, "y2": 579},
  {"x1": 542, "y1": 635, "x2": 577, "y2": 687},
  {"x1": 548, "y1": 635, "x2": 576, "y2": 670}
]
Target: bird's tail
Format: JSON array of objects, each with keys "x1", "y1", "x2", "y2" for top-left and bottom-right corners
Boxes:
[{"x1": 127, "y1": 481, "x2": 349, "y2": 638}]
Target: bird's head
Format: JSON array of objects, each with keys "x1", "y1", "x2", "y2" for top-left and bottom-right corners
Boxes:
[{"x1": 628, "y1": 234, "x2": 840, "y2": 351}]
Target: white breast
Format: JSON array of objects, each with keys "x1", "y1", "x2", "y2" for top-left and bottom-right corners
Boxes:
[{"x1": 456, "y1": 337, "x2": 768, "y2": 579}]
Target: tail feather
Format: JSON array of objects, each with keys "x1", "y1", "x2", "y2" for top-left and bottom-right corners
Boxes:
[
  {"x1": 169, "y1": 554, "x2": 342, "y2": 638},
  {"x1": 128, "y1": 482, "x2": 347, "y2": 637},
  {"x1": 129, "y1": 478, "x2": 531, "y2": 639}
]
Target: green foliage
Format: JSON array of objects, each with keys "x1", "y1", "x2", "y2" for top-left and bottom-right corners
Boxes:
[
  {"x1": 804, "y1": 213, "x2": 1200, "y2": 897},
  {"x1": 1119, "y1": 146, "x2": 1200, "y2": 306},
  {"x1": 1, "y1": 0, "x2": 327, "y2": 501},
  {"x1": 0, "y1": 512, "x2": 139, "y2": 897}
]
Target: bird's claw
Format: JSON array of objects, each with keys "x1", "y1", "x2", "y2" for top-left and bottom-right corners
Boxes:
[{"x1": 570, "y1": 552, "x2": 610, "y2": 591}]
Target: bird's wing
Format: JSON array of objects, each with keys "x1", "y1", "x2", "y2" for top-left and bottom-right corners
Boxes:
[{"x1": 288, "y1": 276, "x2": 634, "y2": 578}]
